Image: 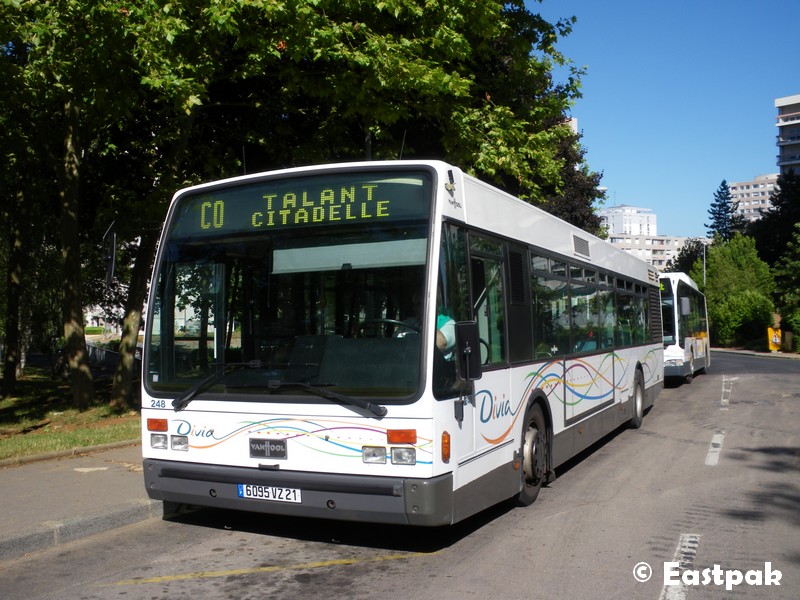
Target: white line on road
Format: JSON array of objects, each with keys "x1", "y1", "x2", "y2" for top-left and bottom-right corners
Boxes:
[
  {"x1": 705, "y1": 431, "x2": 725, "y2": 466},
  {"x1": 658, "y1": 533, "x2": 702, "y2": 600}
]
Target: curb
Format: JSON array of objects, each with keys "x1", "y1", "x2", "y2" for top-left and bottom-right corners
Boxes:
[
  {"x1": 0, "y1": 439, "x2": 141, "y2": 469},
  {"x1": 0, "y1": 440, "x2": 160, "y2": 561},
  {"x1": 711, "y1": 347, "x2": 800, "y2": 360},
  {"x1": 0, "y1": 498, "x2": 161, "y2": 561}
]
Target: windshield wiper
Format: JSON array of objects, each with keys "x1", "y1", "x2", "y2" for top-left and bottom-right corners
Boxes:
[
  {"x1": 268, "y1": 380, "x2": 387, "y2": 418},
  {"x1": 172, "y1": 360, "x2": 266, "y2": 412}
]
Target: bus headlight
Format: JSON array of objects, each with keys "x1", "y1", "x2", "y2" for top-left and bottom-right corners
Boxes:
[
  {"x1": 362, "y1": 446, "x2": 387, "y2": 464},
  {"x1": 171, "y1": 435, "x2": 189, "y2": 451},
  {"x1": 391, "y1": 447, "x2": 416, "y2": 465},
  {"x1": 151, "y1": 433, "x2": 168, "y2": 449}
]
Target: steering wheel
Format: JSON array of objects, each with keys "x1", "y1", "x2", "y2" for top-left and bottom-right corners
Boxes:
[{"x1": 359, "y1": 318, "x2": 421, "y2": 337}]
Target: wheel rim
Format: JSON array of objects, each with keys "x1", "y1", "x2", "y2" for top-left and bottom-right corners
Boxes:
[{"x1": 523, "y1": 425, "x2": 544, "y2": 485}]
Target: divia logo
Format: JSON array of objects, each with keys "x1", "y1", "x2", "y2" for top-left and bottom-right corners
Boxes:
[
  {"x1": 477, "y1": 390, "x2": 525, "y2": 424},
  {"x1": 174, "y1": 419, "x2": 221, "y2": 439}
]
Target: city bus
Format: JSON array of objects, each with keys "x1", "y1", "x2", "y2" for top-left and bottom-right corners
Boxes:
[
  {"x1": 142, "y1": 160, "x2": 664, "y2": 526},
  {"x1": 659, "y1": 272, "x2": 710, "y2": 382}
]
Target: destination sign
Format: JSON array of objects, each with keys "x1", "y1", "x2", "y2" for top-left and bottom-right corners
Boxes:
[{"x1": 168, "y1": 170, "x2": 432, "y2": 238}]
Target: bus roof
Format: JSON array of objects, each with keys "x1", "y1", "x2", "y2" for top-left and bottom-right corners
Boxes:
[{"x1": 659, "y1": 272, "x2": 702, "y2": 292}]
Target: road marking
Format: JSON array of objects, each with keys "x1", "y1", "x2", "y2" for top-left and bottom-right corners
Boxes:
[
  {"x1": 110, "y1": 551, "x2": 436, "y2": 586},
  {"x1": 720, "y1": 376, "x2": 737, "y2": 410},
  {"x1": 705, "y1": 430, "x2": 725, "y2": 466},
  {"x1": 659, "y1": 533, "x2": 702, "y2": 600},
  {"x1": 74, "y1": 467, "x2": 109, "y2": 473}
]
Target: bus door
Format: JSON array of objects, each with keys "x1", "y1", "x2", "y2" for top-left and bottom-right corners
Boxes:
[{"x1": 469, "y1": 236, "x2": 511, "y2": 461}]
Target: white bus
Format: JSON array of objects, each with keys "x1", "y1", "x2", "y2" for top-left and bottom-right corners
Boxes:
[
  {"x1": 142, "y1": 160, "x2": 664, "y2": 526},
  {"x1": 659, "y1": 272, "x2": 710, "y2": 382}
]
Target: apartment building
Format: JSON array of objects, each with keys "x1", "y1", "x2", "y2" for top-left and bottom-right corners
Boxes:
[
  {"x1": 776, "y1": 93, "x2": 800, "y2": 175},
  {"x1": 605, "y1": 233, "x2": 690, "y2": 270},
  {"x1": 728, "y1": 173, "x2": 778, "y2": 223},
  {"x1": 597, "y1": 205, "x2": 657, "y2": 236},
  {"x1": 598, "y1": 205, "x2": 700, "y2": 269}
]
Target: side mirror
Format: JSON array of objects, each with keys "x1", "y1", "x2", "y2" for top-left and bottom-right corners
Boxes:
[
  {"x1": 680, "y1": 297, "x2": 691, "y2": 316},
  {"x1": 455, "y1": 321, "x2": 482, "y2": 381}
]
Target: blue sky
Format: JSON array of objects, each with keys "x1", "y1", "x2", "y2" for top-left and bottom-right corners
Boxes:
[{"x1": 530, "y1": 0, "x2": 799, "y2": 238}]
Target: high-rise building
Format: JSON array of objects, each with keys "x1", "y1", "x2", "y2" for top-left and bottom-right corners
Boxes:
[
  {"x1": 598, "y1": 205, "x2": 703, "y2": 269},
  {"x1": 776, "y1": 94, "x2": 800, "y2": 175},
  {"x1": 729, "y1": 173, "x2": 778, "y2": 223},
  {"x1": 597, "y1": 205, "x2": 657, "y2": 237},
  {"x1": 604, "y1": 233, "x2": 690, "y2": 270}
]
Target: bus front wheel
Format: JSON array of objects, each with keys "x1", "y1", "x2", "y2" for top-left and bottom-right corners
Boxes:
[{"x1": 515, "y1": 403, "x2": 547, "y2": 506}]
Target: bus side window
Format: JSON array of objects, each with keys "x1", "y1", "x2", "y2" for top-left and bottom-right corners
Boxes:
[{"x1": 531, "y1": 263, "x2": 569, "y2": 358}]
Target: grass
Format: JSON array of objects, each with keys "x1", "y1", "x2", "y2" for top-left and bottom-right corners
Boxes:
[{"x1": 0, "y1": 365, "x2": 140, "y2": 462}]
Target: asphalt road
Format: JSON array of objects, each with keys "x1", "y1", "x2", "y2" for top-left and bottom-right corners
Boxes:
[{"x1": 1, "y1": 351, "x2": 797, "y2": 600}]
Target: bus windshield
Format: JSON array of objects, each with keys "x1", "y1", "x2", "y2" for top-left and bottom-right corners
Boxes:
[{"x1": 146, "y1": 170, "x2": 433, "y2": 402}]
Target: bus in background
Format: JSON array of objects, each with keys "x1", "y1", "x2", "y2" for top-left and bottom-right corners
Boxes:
[
  {"x1": 141, "y1": 160, "x2": 664, "y2": 526},
  {"x1": 659, "y1": 272, "x2": 710, "y2": 382}
]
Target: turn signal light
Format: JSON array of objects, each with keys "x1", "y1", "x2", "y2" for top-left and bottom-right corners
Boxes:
[
  {"x1": 441, "y1": 431, "x2": 451, "y2": 463},
  {"x1": 387, "y1": 429, "x2": 416, "y2": 444},
  {"x1": 147, "y1": 418, "x2": 168, "y2": 432}
]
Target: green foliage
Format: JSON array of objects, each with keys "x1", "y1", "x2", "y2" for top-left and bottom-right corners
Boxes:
[
  {"x1": 710, "y1": 290, "x2": 774, "y2": 349},
  {"x1": 780, "y1": 311, "x2": 800, "y2": 352},
  {"x1": 748, "y1": 170, "x2": 800, "y2": 267},
  {"x1": 772, "y1": 222, "x2": 800, "y2": 317},
  {"x1": 691, "y1": 234, "x2": 773, "y2": 301},
  {"x1": 2, "y1": 0, "x2": 593, "y2": 406},
  {"x1": 691, "y1": 234, "x2": 774, "y2": 347},
  {"x1": 705, "y1": 180, "x2": 745, "y2": 241}
]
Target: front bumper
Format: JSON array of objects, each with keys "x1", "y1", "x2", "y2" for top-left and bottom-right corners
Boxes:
[{"x1": 143, "y1": 459, "x2": 454, "y2": 526}]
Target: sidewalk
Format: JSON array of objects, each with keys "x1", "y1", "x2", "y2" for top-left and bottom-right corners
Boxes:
[{"x1": 0, "y1": 442, "x2": 160, "y2": 561}]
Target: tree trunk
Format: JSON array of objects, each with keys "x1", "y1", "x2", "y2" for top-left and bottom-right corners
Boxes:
[
  {"x1": 110, "y1": 230, "x2": 159, "y2": 410},
  {"x1": 2, "y1": 190, "x2": 25, "y2": 397},
  {"x1": 60, "y1": 99, "x2": 94, "y2": 409},
  {"x1": 110, "y1": 110, "x2": 196, "y2": 409}
]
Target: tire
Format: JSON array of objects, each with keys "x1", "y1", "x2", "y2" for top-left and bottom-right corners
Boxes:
[
  {"x1": 684, "y1": 355, "x2": 694, "y2": 384},
  {"x1": 628, "y1": 370, "x2": 645, "y2": 429},
  {"x1": 515, "y1": 403, "x2": 547, "y2": 506}
]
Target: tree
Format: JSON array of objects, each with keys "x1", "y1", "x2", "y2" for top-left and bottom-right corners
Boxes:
[
  {"x1": 5, "y1": 0, "x2": 155, "y2": 407},
  {"x1": 664, "y1": 238, "x2": 706, "y2": 275},
  {"x1": 690, "y1": 234, "x2": 774, "y2": 347},
  {"x1": 106, "y1": 0, "x2": 587, "y2": 406},
  {"x1": 772, "y1": 222, "x2": 800, "y2": 349},
  {"x1": 1, "y1": 5, "x2": 63, "y2": 395},
  {"x1": 2, "y1": 0, "x2": 588, "y2": 408},
  {"x1": 705, "y1": 180, "x2": 743, "y2": 241},
  {"x1": 534, "y1": 128, "x2": 606, "y2": 235},
  {"x1": 748, "y1": 169, "x2": 800, "y2": 267}
]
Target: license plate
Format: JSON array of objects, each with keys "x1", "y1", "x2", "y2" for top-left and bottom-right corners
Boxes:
[{"x1": 237, "y1": 483, "x2": 302, "y2": 503}]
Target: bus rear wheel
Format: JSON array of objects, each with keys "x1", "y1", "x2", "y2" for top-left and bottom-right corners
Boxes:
[
  {"x1": 685, "y1": 355, "x2": 695, "y2": 384},
  {"x1": 516, "y1": 404, "x2": 546, "y2": 506},
  {"x1": 629, "y1": 370, "x2": 644, "y2": 429}
]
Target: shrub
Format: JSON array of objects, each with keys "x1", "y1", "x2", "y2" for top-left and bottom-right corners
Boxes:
[
  {"x1": 780, "y1": 311, "x2": 800, "y2": 352},
  {"x1": 710, "y1": 290, "x2": 774, "y2": 348}
]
